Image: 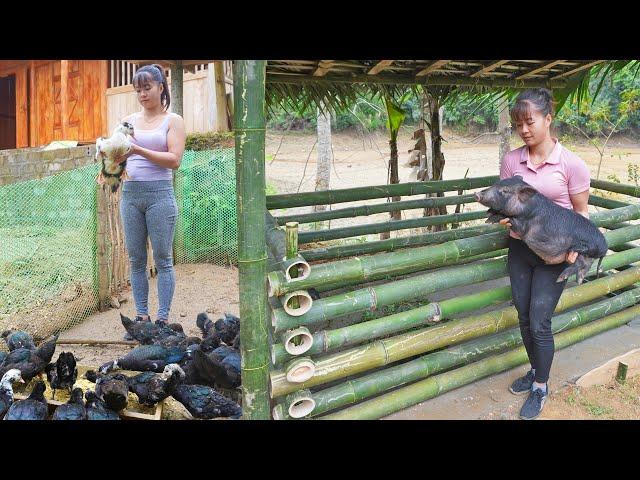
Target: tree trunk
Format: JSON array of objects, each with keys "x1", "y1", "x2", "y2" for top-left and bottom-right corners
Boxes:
[
  {"x1": 498, "y1": 96, "x2": 511, "y2": 170},
  {"x1": 380, "y1": 138, "x2": 401, "y2": 240},
  {"x1": 423, "y1": 94, "x2": 447, "y2": 230},
  {"x1": 314, "y1": 104, "x2": 332, "y2": 227},
  {"x1": 170, "y1": 61, "x2": 183, "y2": 117}
]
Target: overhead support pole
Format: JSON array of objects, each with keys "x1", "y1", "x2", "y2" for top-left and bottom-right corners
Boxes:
[{"x1": 235, "y1": 60, "x2": 271, "y2": 419}]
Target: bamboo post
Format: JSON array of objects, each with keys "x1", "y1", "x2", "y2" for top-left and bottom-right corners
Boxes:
[
  {"x1": 95, "y1": 185, "x2": 111, "y2": 312},
  {"x1": 235, "y1": 60, "x2": 270, "y2": 419},
  {"x1": 214, "y1": 61, "x2": 229, "y2": 132},
  {"x1": 286, "y1": 222, "x2": 300, "y2": 311},
  {"x1": 590, "y1": 179, "x2": 640, "y2": 198},
  {"x1": 616, "y1": 362, "x2": 629, "y2": 384},
  {"x1": 170, "y1": 61, "x2": 184, "y2": 117}
]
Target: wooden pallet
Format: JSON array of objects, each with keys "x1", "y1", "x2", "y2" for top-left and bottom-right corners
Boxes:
[{"x1": 13, "y1": 365, "x2": 163, "y2": 420}]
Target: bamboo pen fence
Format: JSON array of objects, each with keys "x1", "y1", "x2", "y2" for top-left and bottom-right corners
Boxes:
[{"x1": 264, "y1": 175, "x2": 640, "y2": 420}]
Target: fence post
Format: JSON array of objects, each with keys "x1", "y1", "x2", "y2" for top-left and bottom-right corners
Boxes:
[
  {"x1": 235, "y1": 60, "x2": 271, "y2": 419},
  {"x1": 95, "y1": 184, "x2": 111, "y2": 311}
]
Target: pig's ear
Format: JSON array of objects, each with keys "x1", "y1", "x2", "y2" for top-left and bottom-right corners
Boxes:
[{"x1": 517, "y1": 185, "x2": 537, "y2": 202}]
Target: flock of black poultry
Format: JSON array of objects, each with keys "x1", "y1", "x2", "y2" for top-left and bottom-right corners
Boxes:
[{"x1": 0, "y1": 312, "x2": 242, "y2": 420}]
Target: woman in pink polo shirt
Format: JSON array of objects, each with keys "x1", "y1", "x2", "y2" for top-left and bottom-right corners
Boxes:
[{"x1": 500, "y1": 88, "x2": 591, "y2": 420}]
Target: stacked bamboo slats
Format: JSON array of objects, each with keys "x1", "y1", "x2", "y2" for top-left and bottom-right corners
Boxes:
[{"x1": 264, "y1": 175, "x2": 640, "y2": 420}]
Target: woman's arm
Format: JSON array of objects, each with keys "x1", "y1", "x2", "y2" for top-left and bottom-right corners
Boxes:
[
  {"x1": 569, "y1": 190, "x2": 590, "y2": 218},
  {"x1": 127, "y1": 115, "x2": 186, "y2": 170}
]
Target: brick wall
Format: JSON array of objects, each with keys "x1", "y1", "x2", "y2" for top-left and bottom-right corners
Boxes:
[{"x1": 0, "y1": 145, "x2": 96, "y2": 186}]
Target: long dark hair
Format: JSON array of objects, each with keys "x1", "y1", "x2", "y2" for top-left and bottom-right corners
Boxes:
[
  {"x1": 132, "y1": 64, "x2": 171, "y2": 111},
  {"x1": 510, "y1": 88, "x2": 555, "y2": 123}
]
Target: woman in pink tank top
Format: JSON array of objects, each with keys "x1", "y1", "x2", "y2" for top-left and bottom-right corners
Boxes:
[
  {"x1": 499, "y1": 89, "x2": 591, "y2": 420},
  {"x1": 111, "y1": 64, "x2": 186, "y2": 329}
]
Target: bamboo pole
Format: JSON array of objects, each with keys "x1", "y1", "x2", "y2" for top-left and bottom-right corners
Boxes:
[
  {"x1": 266, "y1": 176, "x2": 499, "y2": 209},
  {"x1": 278, "y1": 286, "x2": 640, "y2": 418},
  {"x1": 275, "y1": 194, "x2": 477, "y2": 225},
  {"x1": 590, "y1": 179, "x2": 640, "y2": 198},
  {"x1": 302, "y1": 224, "x2": 504, "y2": 262},
  {"x1": 269, "y1": 206, "x2": 640, "y2": 297},
  {"x1": 270, "y1": 231, "x2": 509, "y2": 298},
  {"x1": 269, "y1": 263, "x2": 640, "y2": 397},
  {"x1": 265, "y1": 212, "x2": 310, "y2": 280},
  {"x1": 320, "y1": 303, "x2": 640, "y2": 419},
  {"x1": 298, "y1": 210, "x2": 489, "y2": 243},
  {"x1": 588, "y1": 195, "x2": 631, "y2": 209},
  {"x1": 235, "y1": 60, "x2": 270, "y2": 419}
]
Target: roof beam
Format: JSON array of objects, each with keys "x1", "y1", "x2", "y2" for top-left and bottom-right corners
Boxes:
[
  {"x1": 516, "y1": 60, "x2": 566, "y2": 79},
  {"x1": 313, "y1": 60, "x2": 335, "y2": 77},
  {"x1": 367, "y1": 60, "x2": 395, "y2": 75},
  {"x1": 552, "y1": 60, "x2": 605, "y2": 79},
  {"x1": 415, "y1": 60, "x2": 450, "y2": 77},
  {"x1": 470, "y1": 60, "x2": 509, "y2": 78},
  {"x1": 267, "y1": 72, "x2": 568, "y2": 89}
]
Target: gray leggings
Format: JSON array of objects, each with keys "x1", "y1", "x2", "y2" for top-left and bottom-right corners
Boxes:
[{"x1": 120, "y1": 180, "x2": 178, "y2": 321}]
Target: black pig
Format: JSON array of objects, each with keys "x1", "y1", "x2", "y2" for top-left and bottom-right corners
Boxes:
[{"x1": 474, "y1": 176, "x2": 607, "y2": 284}]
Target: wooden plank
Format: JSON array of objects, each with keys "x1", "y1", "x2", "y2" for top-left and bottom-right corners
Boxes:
[
  {"x1": 35, "y1": 62, "x2": 54, "y2": 145},
  {"x1": 60, "y1": 60, "x2": 69, "y2": 139},
  {"x1": 214, "y1": 60, "x2": 228, "y2": 131},
  {"x1": 29, "y1": 60, "x2": 36, "y2": 146},
  {"x1": 516, "y1": 60, "x2": 565, "y2": 79},
  {"x1": 576, "y1": 348, "x2": 640, "y2": 388},
  {"x1": 552, "y1": 60, "x2": 605, "y2": 79},
  {"x1": 100, "y1": 60, "x2": 108, "y2": 136},
  {"x1": 415, "y1": 60, "x2": 451, "y2": 77},
  {"x1": 313, "y1": 60, "x2": 335, "y2": 77},
  {"x1": 15, "y1": 66, "x2": 28, "y2": 148},
  {"x1": 470, "y1": 60, "x2": 509, "y2": 78},
  {"x1": 367, "y1": 60, "x2": 395, "y2": 75}
]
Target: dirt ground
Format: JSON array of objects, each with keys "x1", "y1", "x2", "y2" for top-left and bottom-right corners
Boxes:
[
  {"x1": 58, "y1": 263, "x2": 239, "y2": 366},
  {"x1": 540, "y1": 375, "x2": 640, "y2": 420}
]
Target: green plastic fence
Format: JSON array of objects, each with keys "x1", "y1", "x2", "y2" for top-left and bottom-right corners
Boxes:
[
  {"x1": 174, "y1": 148, "x2": 238, "y2": 265},
  {"x1": 0, "y1": 148, "x2": 238, "y2": 343}
]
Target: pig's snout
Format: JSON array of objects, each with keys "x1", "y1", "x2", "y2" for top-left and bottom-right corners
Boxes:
[{"x1": 474, "y1": 191, "x2": 482, "y2": 202}]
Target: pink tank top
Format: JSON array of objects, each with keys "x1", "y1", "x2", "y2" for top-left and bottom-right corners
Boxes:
[{"x1": 125, "y1": 112, "x2": 173, "y2": 182}]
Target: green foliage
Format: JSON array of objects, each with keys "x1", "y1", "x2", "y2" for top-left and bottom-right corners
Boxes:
[{"x1": 185, "y1": 131, "x2": 234, "y2": 151}]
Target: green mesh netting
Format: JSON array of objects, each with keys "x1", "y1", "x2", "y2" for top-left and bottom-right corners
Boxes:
[
  {"x1": 174, "y1": 148, "x2": 238, "y2": 265},
  {"x1": 0, "y1": 164, "x2": 101, "y2": 341},
  {"x1": 1, "y1": 148, "x2": 238, "y2": 345}
]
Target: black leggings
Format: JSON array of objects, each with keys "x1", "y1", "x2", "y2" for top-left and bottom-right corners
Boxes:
[{"x1": 507, "y1": 237, "x2": 568, "y2": 384}]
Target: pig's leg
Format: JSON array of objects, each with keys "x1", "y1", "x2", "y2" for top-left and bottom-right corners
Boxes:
[
  {"x1": 557, "y1": 255, "x2": 594, "y2": 285},
  {"x1": 575, "y1": 256, "x2": 596, "y2": 284},
  {"x1": 486, "y1": 209, "x2": 508, "y2": 224}
]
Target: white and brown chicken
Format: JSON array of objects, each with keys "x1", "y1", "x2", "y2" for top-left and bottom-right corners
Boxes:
[{"x1": 95, "y1": 122, "x2": 135, "y2": 192}]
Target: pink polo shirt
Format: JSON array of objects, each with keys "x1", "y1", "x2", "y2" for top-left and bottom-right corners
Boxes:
[{"x1": 500, "y1": 139, "x2": 591, "y2": 238}]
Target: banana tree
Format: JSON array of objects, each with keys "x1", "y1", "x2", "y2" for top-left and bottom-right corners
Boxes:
[{"x1": 380, "y1": 92, "x2": 410, "y2": 239}]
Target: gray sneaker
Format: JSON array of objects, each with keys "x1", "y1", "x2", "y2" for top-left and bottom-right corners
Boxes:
[
  {"x1": 519, "y1": 385, "x2": 548, "y2": 420},
  {"x1": 509, "y1": 369, "x2": 535, "y2": 395}
]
